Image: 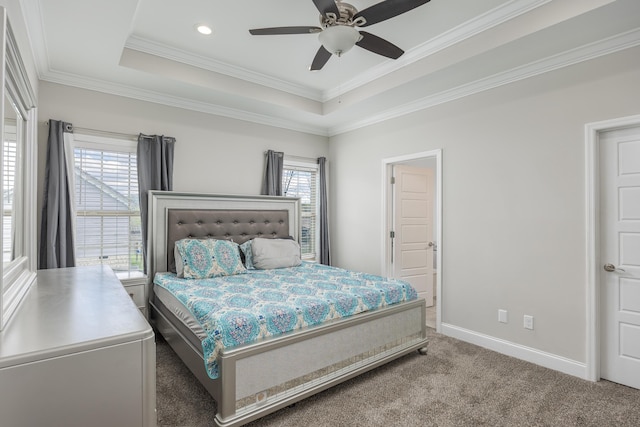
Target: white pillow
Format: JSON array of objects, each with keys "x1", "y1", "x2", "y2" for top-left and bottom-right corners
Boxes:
[{"x1": 251, "y1": 238, "x2": 301, "y2": 269}]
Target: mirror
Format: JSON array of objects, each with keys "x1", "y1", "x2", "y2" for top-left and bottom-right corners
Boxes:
[
  {"x1": 0, "y1": 8, "x2": 37, "y2": 331},
  {"x1": 2, "y1": 93, "x2": 22, "y2": 265}
]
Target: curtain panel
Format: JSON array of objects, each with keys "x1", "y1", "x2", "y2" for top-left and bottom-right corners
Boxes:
[
  {"x1": 137, "y1": 134, "x2": 175, "y2": 273},
  {"x1": 317, "y1": 156, "x2": 330, "y2": 265},
  {"x1": 39, "y1": 120, "x2": 77, "y2": 269},
  {"x1": 261, "y1": 150, "x2": 284, "y2": 196}
]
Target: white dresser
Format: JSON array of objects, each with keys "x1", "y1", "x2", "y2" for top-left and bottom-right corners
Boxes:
[{"x1": 0, "y1": 265, "x2": 156, "y2": 427}]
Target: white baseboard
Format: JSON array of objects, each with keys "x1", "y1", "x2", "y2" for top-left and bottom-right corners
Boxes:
[{"x1": 440, "y1": 323, "x2": 589, "y2": 380}]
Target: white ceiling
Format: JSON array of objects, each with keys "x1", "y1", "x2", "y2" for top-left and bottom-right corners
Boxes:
[{"x1": 21, "y1": 0, "x2": 640, "y2": 136}]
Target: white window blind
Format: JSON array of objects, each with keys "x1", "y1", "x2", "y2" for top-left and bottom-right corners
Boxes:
[
  {"x1": 73, "y1": 137, "x2": 142, "y2": 278},
  {"x1": 2, "y1": 125, "x2": 17, "y2": 263},
  {"x1": 282, "y1": 162, "x2": 317, "y2": 260}
]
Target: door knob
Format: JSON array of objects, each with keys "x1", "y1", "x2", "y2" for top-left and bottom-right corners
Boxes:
[{"x1": 604, "y1": 263, "x2": 625, "y2": 273}]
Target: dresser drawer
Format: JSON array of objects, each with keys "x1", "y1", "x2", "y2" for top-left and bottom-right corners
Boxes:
[{"x1": 123, "y1": 284, "x2": 145, "y2": 308}]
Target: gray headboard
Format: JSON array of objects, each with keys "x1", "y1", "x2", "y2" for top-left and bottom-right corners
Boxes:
[
  {"x1": 146, "y1": 191, "x2": 300, "y2": 288},
  {"x1": 165, "y1": 208, "x2": 291, "y2": 273}
]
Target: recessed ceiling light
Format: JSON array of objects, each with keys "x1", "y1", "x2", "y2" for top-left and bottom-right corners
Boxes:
[{"x1": 196, "y1": 24, "x2": 212, "y2": 35}]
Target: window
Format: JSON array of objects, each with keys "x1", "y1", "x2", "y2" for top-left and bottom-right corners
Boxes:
[
  {"x1": 282, "y1": 161, "x2": 318, "y2": 261},
  {"x1": 2, "y1": 118, "x2": 17, "y2": 263},
  {"x1": 73, "y1": 135, "x2": 143, "y2": 280}
]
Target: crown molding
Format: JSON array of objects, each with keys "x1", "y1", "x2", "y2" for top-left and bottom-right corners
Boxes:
[
  {"x1": 39, "y1": 26, "x2": 640, "y2": 138},
  {"x1": 25, "y1": 0, "x2": 639, "y2": 138},
  {"x1": 124, "y1": 35, "x2": 324, "y2": 102},
  {"x1": 125, "y1": 0, "x2": 551, "y2": 104},
  {"x1": 323, "y1": 0, "x2": 553, "y2": 101},
  {"x1": 39, "y1": 69, "x2": 329, "y2": 137},
  {"x1": 328, "y1": 27, "x2": 640, "y2": 136},
  {"x1": 19, "y1": 0, "x2": 51, "y2": 79}
]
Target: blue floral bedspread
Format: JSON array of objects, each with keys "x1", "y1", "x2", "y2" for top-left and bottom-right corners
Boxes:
[{"x1": 154, "y1": 262, "x2": 418, "y2": 379}]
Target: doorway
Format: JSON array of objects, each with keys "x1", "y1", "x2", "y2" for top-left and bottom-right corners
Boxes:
[
  {"x1": 382, "y1": 150, "x2": 442, "y2": 332},
  {"x1": 586, "y1": 115, "x2": 640, "y2": 388}
]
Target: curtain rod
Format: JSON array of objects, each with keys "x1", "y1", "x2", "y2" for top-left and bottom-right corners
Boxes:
[
  {"x1": 264, "y1": 151, "x2": 318, "y2": 163},
  {"x1": 286, "y1": 154, "x2": 317, "y2": 162},
  {"x1": 44, "y1": 121, "x2": 138, "y2": 142}
]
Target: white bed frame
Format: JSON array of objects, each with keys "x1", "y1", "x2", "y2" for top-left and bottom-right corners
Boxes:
[{"x1": 146, "y1": 191, "x2": 429, "y2": 426}]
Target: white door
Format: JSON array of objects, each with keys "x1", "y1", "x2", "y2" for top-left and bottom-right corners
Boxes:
[
  {"x1": 392, "y1": 165, "x2": 434, "y2": 306},
  {"x1": 600, "y1": 125, "x2": 640, "y2": 389}
]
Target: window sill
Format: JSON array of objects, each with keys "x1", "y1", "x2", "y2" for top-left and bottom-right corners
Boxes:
[{"x1": 116, "y1": 271, "x2": 147, "y2": 286}]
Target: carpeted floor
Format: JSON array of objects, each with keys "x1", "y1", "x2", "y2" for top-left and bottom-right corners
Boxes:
[{"x1": 156, "y1": 329, "x2": 640, "y2": 426}]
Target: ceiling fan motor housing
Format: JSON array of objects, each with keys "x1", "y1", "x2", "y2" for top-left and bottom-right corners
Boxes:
[{"x1": 320, "y1": 2, "x2": 359, "y2": 27}]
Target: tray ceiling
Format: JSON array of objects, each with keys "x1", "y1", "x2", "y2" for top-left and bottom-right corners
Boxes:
[{"x1": 22, "y1": 0, "x2": 640, "y2": 135}]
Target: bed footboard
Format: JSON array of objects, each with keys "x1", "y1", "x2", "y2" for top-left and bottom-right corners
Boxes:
[
  {"x1": 152, "y1": 298, "x2": 427, "y2": 427},
  {"x1": 216, "y1": 299, "x2": 428, "y2": 426}
]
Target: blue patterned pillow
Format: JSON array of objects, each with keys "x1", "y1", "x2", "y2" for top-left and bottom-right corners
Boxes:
[
  {"x1": 239, "y1": 239, "x2": 255, "y2": 270},
  {"x1": 175, "y1": 239, "x2": 246, "y2": 279}
]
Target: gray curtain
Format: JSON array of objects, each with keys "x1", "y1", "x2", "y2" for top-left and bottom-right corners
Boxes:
[
  {"x1": 261, "y1": 150, "x2": 284, "y2": 196},
  {"x1": 318, "y1": 157, "x2": 330, "y2": 265},
  {"x1": 39, "y1": 120, "x2": 76, "y2": 269},
  {"x1": 137, "y1": 134, "x2": 175, "y2": 273}
]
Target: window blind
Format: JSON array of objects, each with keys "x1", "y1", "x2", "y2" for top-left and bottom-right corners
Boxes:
[
  {"x1": 2, "y1": 128, "x2": 17, "y2": 263},
  {"x1": 282, "y1": 165, "x2": 317, "y2": 260},
  {"x1": 74, "y1": 146, "x2": 143, "y2": 275}
]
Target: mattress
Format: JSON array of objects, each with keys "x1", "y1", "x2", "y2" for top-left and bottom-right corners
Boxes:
[
  {"x1": 153, "y1": 262, "x2": 418, "y2": 379},
  {"x1": 153, "y1": 284, "x2": 207, "y2": 344}
]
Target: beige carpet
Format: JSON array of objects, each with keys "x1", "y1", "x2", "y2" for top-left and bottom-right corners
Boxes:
[{"x1": 156, "y1": 328, "x2": 640, "y2": 426}]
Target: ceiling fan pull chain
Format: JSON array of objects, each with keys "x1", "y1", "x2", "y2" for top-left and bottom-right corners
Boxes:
[{"x1": 338, "y1": 56, "x2": 343, "y2": 104}]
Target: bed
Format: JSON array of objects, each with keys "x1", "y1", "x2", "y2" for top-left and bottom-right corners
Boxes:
[{"x1": 146, "y1": 191, "x2": 429, "y2": 427}]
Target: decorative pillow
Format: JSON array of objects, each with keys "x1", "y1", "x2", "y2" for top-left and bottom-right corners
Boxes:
[
  {"x1": 239, "y1": 239, "x2": 255, "y2": 270},
  {"x1": 174, "y1": 238, "x2": 246, "y2": 279},
  {"x1": 175, "y1": 245, "x2": 185, "y2": 277},
  {"x1": 251, "y1": 237, "x2": 301, "y2": 270}
]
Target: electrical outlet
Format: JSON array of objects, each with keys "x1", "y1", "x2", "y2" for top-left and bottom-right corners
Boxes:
[
  {"x1": 524, "y1": 315, "x2": 534, "y2": 330},
  {"x1": 255, "y1": 390, "x2": 267, "y2": 405},
  {"x1": 498, "y1": 309, "x2": 508, "y2": 323}
]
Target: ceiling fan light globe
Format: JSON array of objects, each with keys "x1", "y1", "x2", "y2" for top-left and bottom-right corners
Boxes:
[{"x1": 318, "y1": 25, "x2": 360, "y2": 55}]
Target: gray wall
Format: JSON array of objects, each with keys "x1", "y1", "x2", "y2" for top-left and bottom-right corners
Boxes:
[
  {"x1": 34, "y1": 44, "x2": 640, "y2": 373},
  {"x1": 36, "y1": 82, "x2": 329, "y2": 245},
  {"x1": 329, "y1": 46, "x2": 640, "y2": 364}
]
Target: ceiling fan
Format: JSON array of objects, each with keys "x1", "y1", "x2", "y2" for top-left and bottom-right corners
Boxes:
[{"x1": 249, "y1": 0, "x2": 431, "y2": 71}]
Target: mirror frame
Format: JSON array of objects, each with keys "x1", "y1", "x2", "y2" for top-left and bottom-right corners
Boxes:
[{"x1": 0, "y1": 8, "x2": 37, "y2": 331}]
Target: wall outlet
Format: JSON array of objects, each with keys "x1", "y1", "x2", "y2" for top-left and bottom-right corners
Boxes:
[
  {"x1": 524, "y1": 315, "x2": 534, "y2": 330},
  {"x1": 255, "y1": 390, "x2": 268, "y2": 405},
  {"x1": 498, "y1": 309, "x2": 508, "y2": 323}
]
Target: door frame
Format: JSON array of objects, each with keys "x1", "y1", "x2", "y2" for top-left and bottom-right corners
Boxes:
[
  {"x1": 382, "y1": 149, "x2": 442, "y2": 332},
  {"x1": 585, "y1": 113, "x2": 640, "y2": 382}
]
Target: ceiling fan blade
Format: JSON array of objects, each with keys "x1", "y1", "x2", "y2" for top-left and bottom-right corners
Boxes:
[
  {"x1": 249, "y1": 26, "x2": 322, "y2": 35},
  {"x1": 356, "y1": 31, "x2": 404, "y2": 59},
  {"x1": 353, "y1": 0, "x2": 431, "y2": 27},
  {"x1": 310, "y1": 46, "x2": 332, "y2": 71},
  {"x1": 312, "y1": 0, "x2": 340, "y2": 18}
]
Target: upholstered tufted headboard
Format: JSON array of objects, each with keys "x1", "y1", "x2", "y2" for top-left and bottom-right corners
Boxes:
[
  {"x1": 165, "y1": 209, "x2": 291, "y2": 273},
  {"x1": 146, "y1": 192, "x2": 300, "y2": 297}
]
